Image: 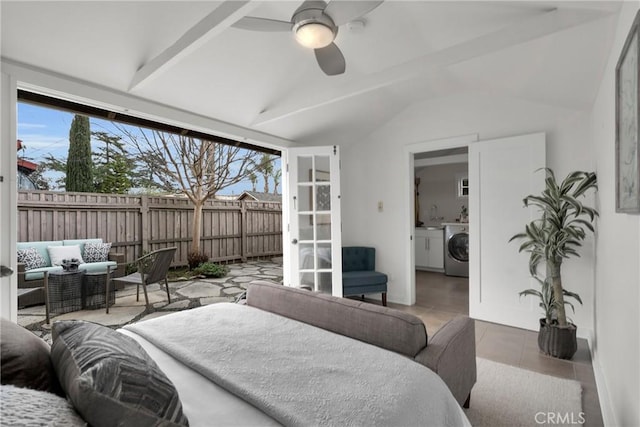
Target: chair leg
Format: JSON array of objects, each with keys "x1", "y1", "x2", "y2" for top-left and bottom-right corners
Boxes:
[
  {"x1": 141, "y1": 281, "x2": 151, "y2": 311},
  {"x1": 105, "y1": 269, "x2": 111, "y2": 314},
  {"x1": 361, "y1": 295, "x2": 365, "y2": 301},
  {"x1": 382, "y1": 292, "x2": 387, "y2": 307},
  {"x1": 136, "y1": 283, "x2": 140, "y2": 302},
  {"x1": 164, "y1": 278, "x2": 171, "y2": 304},
  {"x1": 44, "y1": 272, "x2": 50, "y2": 325}
]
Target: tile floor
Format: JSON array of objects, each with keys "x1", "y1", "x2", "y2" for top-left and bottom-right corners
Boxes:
[{"x1": 388, "y1": 270, "x2": 603, "y2": 427}]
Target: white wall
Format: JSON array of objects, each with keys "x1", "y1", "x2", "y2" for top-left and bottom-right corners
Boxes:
[
  {"x1": 416, "y1": 163, "x2": 468, "y2": 226},
  {"x1": 590, "y1": 3, "x2": 639, "y2": 426},
  {"x1": 342, "y1": 92, "x2": 598, "y2": 335}
]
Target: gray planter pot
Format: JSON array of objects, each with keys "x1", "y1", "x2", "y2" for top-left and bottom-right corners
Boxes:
[{"x1": 538, "y1": 318, "x2": 577, "y2": 360}]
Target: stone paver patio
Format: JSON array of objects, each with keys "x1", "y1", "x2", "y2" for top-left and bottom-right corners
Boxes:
[{"x1": 18, "y1": 258, "x2": 282, "y2": 344}]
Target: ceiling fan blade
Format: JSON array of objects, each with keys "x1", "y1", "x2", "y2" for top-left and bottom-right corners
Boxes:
[
  {"x1": 324, "y1": 1, "x2": 383, "y2": 26},
  {"x1": 314, "y1": 43, "x2": 346, "y2": 76},
  {"x1": 232, "y1": 16, "x2": 293, "y2": 32}
]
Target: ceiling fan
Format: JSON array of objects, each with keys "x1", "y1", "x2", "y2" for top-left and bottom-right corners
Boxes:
[{"x1": 232, "y1": 0, "x2": 383, "y2": 76}]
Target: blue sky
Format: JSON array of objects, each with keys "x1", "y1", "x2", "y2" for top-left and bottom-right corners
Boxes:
[{"x1": 17, "y1": 102, "x2": 281, "y2": 195}]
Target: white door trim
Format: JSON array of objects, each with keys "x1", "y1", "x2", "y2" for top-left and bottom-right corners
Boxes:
[
  {"x1": 1, "y1": 72, "x2": 19, "y2": 322},
  {"x1": 402, "y1": 134, "x2": 478, "y2": 306}
]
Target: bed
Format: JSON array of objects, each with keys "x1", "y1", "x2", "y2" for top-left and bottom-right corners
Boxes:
[{"x1": 1, "y1": 281, "x2": 475, "y2": 426}]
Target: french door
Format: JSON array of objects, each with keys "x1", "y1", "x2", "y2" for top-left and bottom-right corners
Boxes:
[{"x1": 284, "y1": 146, "x2": 342, "y2": 296}]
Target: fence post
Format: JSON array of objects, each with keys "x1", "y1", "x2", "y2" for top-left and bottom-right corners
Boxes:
[
  {"x1": 141, "y1": 195, "x2": 149, "y2": 254},
  {"x1": 241, "y1": 201, "x2": 247, "y2": 262}
]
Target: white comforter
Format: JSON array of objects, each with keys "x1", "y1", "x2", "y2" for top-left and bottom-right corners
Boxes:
[{"x1": 123, "y1": 303, "x2": 470, "y2": 427}]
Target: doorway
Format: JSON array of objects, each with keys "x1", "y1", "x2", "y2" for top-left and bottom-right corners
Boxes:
[
  {"x1": 403, "y1": 133, "x2": 477, "y2": 307},
  {"x1": 413, "y1": 147, "x2": 470, "y2": 316}
]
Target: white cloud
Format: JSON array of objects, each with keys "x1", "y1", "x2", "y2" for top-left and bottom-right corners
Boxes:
[{"x1": 18, "y1": 122, "x2": 47, "y2": 130}]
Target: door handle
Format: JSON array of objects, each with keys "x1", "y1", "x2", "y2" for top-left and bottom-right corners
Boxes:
[
  {"x1": 0, "y1": 265, "x2": 14, "y2": 277},
  {"x1": 292, "y1": 239, "x2": 298, "y2": 245}
]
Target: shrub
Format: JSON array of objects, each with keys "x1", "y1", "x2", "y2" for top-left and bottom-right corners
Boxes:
[
  {"x1": 187, "y1": 251, "x2": 209, "y2": 270},
  {"x1": 194, "y1": 262, "x2": 228, "y2": 278}
]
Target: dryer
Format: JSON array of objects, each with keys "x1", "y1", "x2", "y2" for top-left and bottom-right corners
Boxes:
[{"x1": 444, "y1": 224, "x2": 469, "y2": 277}]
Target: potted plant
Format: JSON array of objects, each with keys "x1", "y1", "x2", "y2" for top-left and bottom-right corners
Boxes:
[{"x1": 510, "y1": 169, "x2": 598, "y2": 359}]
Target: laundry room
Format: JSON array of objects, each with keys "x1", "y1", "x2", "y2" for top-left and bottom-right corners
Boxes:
[{"x1": 413, "y1": 147, "x2": 469, "y2": 316}]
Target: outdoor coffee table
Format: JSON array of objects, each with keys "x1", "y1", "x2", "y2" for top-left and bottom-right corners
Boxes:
[
  {"x1": 83, "y1": 271, "x2": 115, "y2": 310},
  {"x1": 47, "y1": 270, "x2": 83, "y2": 316}
]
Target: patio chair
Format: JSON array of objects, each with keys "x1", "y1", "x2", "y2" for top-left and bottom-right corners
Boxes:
[{"x1": 108, "y1": 247, "x2": 177, "y2": 313}]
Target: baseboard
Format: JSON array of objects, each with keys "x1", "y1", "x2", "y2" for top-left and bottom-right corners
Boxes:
[{"x1": 587, "y1": 335, "x2": 617, "y2": 426}]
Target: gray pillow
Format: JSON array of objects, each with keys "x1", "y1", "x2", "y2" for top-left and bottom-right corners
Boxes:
[
  {"x1": 0, "y1": 384, "x2": 86, "y2": 426},
  {"x1": 0, "y1": 318, "x2": 63, "y2": 396},
  {"x1": 16, "y1": 247, "x2": 47, "y2": 270},
  {"x1": 51, "y1": 320, "x2": 189, "y2": 427}
]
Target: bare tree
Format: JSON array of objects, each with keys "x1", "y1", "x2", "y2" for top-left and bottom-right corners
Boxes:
[{"x1": 118, "y1": 126, "x2": 260, "y2": 254}]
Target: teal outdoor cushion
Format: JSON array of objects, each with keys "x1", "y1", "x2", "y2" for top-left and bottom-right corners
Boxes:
[
  {"x1": 78, "y1": 261, "x2": 116, "y2": 274},
  {"x1": 24, "y1": 266, "x2": 64, "y2": 281}
]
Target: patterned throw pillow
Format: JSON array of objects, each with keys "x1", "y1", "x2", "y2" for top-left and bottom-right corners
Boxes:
[
  {"x1": 51, "y1": 321, "x2": 189, "y2": 427},
  {"x1": 83, "y1": 242, "x2": 112, "y2": 263},
  {"x1": 17, "y1": 248, "x2": 47, "y2": 271}
]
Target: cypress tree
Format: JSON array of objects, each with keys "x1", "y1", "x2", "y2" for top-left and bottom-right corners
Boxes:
[{"x1": 65, "y1": 115, "x2": 93, "y2": 192}]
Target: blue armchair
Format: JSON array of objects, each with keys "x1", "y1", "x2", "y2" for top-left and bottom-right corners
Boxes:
[{"x1": 342, "y1": 247, "x2": 388, "y2": 306}]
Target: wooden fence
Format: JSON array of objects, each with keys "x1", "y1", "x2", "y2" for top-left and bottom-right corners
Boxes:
[{"x1": 17, "y1": 191, "x2": 283, "y2": 267}]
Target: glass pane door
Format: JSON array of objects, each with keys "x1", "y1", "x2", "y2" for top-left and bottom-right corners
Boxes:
[{"x1": 287, "y1": 146, "x2": 342, "y2": 296}]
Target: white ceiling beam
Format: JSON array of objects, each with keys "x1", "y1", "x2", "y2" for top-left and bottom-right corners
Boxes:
[
  {"x1": 128, "y1": 1, "x2": 257, "y2": 92},
  {"x1": 252, "y1": 7, "x2": 611, "y2": 127}
]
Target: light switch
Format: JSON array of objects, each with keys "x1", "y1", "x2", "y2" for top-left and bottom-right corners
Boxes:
[{"x1": 378, "y1": 201, "x2": 383, "y2": 212}]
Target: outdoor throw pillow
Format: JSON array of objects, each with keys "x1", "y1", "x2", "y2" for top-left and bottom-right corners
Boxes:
[
  {"x1": 16, "y1": 247, "x2": 47, "y2": 271},
  {"x1": 83, "y1": 242, "x2": 111, "y2": 263},
  {"x1": 47, "y1": 245, "x2": 84, "y2": 266},
  {"x1": 51, "y1": 320, "x2": 189, "y2": 427},
  {"x1": 0, "y1": 318, "x2": 63, "y2": 396}
]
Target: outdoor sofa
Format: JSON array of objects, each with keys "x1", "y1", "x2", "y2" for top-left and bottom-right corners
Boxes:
[
  {"x1": 1, "y1": 280, "x2": 476, "y2": 426},
  {"x1": 16, "y1": 238, "x2": 125, "y2": 308}
]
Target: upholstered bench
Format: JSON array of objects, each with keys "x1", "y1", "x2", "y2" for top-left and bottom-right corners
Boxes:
[{"x1": 342, "y1": 246, "x2": 388, "y2": 306}]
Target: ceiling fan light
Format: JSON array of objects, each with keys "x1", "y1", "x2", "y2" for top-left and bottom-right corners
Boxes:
[{"x1": 295, "y1": 22, "x2": 334, "y2": 49}]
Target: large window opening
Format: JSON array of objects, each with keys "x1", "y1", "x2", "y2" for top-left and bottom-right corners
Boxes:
[{"x1": 16, "y1": 90, "x2": 284, "y2": 269}]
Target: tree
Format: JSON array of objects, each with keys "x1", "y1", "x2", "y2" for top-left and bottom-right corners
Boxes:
[
  {"x1": 65, "y1": 115, "x2": 93, "y2": 192},
  {"x1": 249, "y1": 172, "x2": 258, "y2": 192},
  {"x1": 256, "y1": 153, "x2": 276, "y2": 193},
  {"x1": 92, "y1": 131, "x2": 134, "y2": 194},
  {"x1": 27, "y1": 164, "x2": 52, "y2": 190},
  {"x1": 117, "y1": 126, "x2": 261, "y2": 254},
  {"x1": 272, "y1": 169, "x2": 282, "y2": 194},
  {"x1": 40, "y1": 154, "x2": 67, "y2": 189}
]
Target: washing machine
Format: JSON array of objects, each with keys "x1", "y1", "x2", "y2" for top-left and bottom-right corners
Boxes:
[{"x1": 444, "y1": 224, "x2": 469, "y2": 277}]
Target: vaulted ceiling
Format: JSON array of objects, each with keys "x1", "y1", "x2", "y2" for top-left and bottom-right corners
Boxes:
[{"x1": 1, "y1": 1, "x2": 620, "y2": 147}]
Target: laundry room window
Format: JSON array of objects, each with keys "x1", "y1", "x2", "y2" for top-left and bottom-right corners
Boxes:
[{"x1": 457, "y1": 175, "x2": 469, "y2": 197}]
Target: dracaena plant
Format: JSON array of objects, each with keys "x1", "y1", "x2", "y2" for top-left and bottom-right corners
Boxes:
[{"x1": 510, "y1": 169, "x2": 598, "y2": 327}]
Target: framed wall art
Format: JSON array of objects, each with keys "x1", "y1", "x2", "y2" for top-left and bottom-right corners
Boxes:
[{"x1": 616, "y1": 10, "x2": 640, "y2": 213}]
